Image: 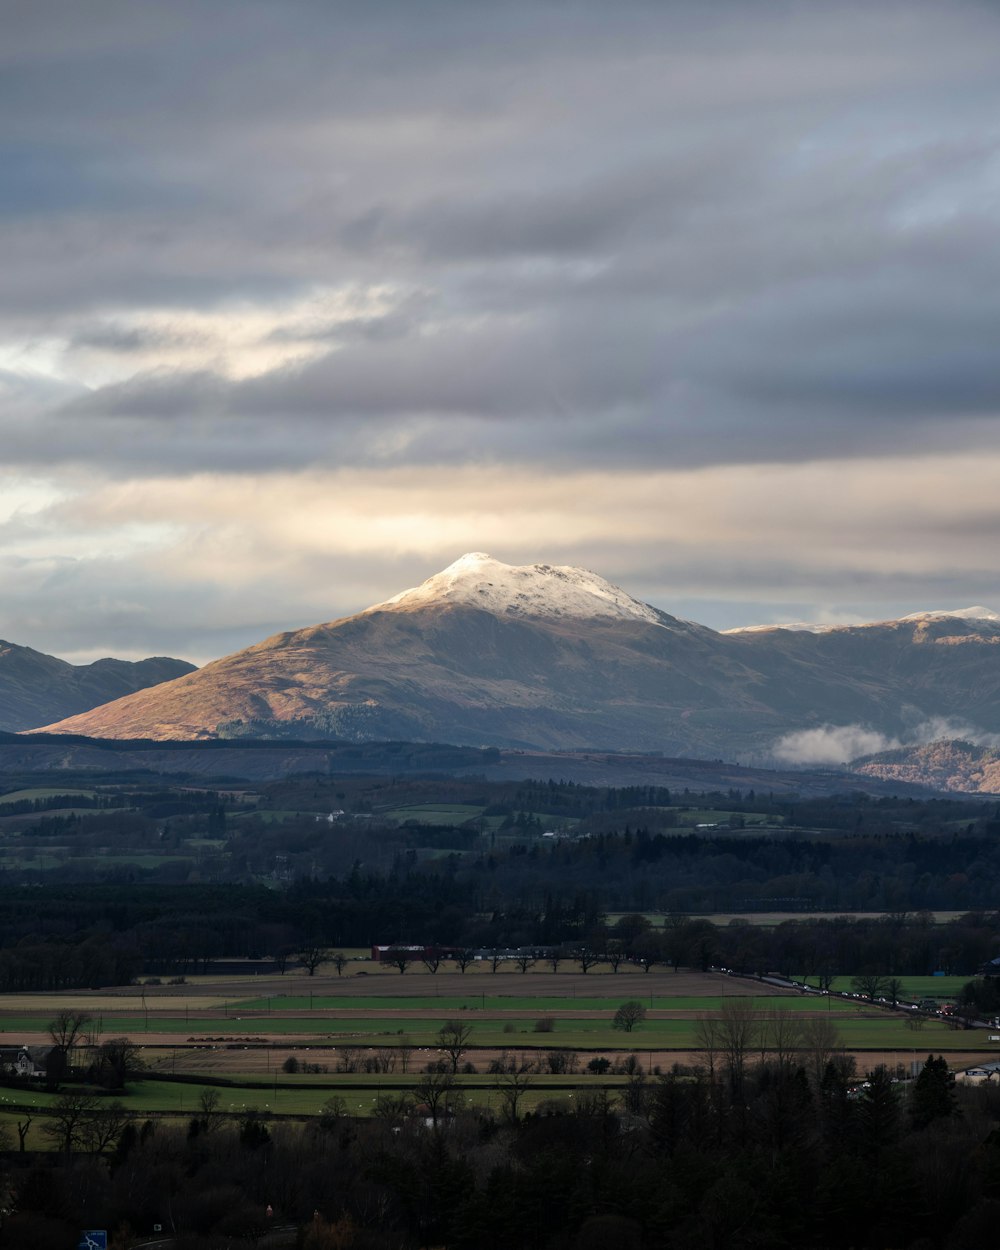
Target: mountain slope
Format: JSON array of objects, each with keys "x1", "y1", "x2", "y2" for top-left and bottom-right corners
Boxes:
[
  {"x1": 31, "y1": 554, "x2": 1000, "y2": 760},
  {"x1": 0, "y1": 641, "x2": 196, "y2": 732},
  {"x1": 852, "y1": 740, "x2": 1000, "y2": 794}
]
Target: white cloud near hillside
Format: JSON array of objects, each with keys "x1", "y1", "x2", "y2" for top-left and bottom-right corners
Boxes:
[
  {"x1": 774, "y1": 717, "x2": 1000, "y2": 766},
  {"x1": 773, "y1": 725, "x2": 902, "y2": 766}
]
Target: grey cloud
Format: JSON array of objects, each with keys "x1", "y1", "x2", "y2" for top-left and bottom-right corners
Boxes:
[
  {"x1": 6, "y1": 0, "x2": 1000, "y2": 659},
  {"x1": 0, "y1": 542, "x2": 412, "y2": 666},
  {"x1": 68, "y1": 323, "x2": 199, "y2": 353}
]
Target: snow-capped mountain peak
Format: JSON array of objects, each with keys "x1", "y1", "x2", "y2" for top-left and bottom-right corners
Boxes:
[{"x1": 369, "y1": 552, "x2": 667, "y2": 625}]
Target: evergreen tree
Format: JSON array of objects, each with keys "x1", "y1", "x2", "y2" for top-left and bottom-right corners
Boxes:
[
  {"x1": 858, "y1": 1065, "x2": 900, "y2": 1156},
  {"x1": 910, "y1": 1053, "x2": 958, "y2": 1129}
]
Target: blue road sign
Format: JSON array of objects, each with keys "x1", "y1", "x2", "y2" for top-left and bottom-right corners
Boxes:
[{"x1": 77, "y1": 1232, "x2": 108, "y2": 1250}]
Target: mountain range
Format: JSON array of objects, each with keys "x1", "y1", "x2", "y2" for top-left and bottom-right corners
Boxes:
[
  {"x1": 0, "y1": 641, "x2": 195, "y2": 733},
  {"x1": 25, "y1": 554, "x2": 1000, "y2": 782}
]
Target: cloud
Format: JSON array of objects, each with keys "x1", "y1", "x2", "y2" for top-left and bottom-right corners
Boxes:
[
  {"x1": 772, "y1": 725, "x2": 902, "y2": 767},
  {"x1": 3, "y1": 1, "x2": 1000, "y2": 660},
  {"x1": 773, "y1": 716, "x2": 1000, "y2": 767}
]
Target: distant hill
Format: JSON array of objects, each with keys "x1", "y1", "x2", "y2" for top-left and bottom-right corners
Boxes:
[
  {"x1": 0, "y1": 730, "x2": 937, "y2": 795},
  {"x1": 852, "y1": 740, "x2": 1000, "y2": 794},
  {"x1": 31, "y1": 555, "x2": 1000, "y2": 782},
  {"x1": 0, "y1": 641, "x2": 195, "y2": 732}
]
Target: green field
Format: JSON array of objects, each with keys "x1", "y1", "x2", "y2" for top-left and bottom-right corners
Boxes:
[
  {"x1": 233, "y1": 992, "x2": 836, "y2": 1012},
  {"x1": 0, "y1": 1076, "x2": 637, "y2": 1143},
  {"x1": 3, "y1": 999, "x2": 990, "y2": 1054},
  {"x1": 800, "y1": 976, "x2": 970, "y2": 998},
  {"x1": 673, "y1": 809, "x2": 778, "y2": 827},
  {"x1": 0, "y1": 787, "x2": 98, "y2": 805},
  {"x1": 0, "y1": 986, "x2": 996, "y2": 1148},
  {"x1": 382, "y1": 802, "x2": 578, "y2": 832}
]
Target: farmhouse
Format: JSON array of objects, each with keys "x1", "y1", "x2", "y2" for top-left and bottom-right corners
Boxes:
[{"x1": 0, "y1": 1044, "x2": 54, "y2": 1079}]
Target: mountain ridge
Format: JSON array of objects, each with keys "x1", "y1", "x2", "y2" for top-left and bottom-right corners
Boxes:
[
  {"x1": 28, "y1": 555, "x2": 1000, "y2": 773},
  {"x1": 0, "y1": 640, "x2": 196, "y2": 733}
]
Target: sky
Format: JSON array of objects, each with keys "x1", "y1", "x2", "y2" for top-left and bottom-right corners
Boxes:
[{"x1": 4, "y1": 0, "x2": 1000, "y2": 666}]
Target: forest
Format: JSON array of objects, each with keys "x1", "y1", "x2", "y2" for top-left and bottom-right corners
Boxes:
[
  {"x1": 0, "y1": 769, "x2": 999, "y2": 992},
  {"x1": 4, "y1": 1049, "x2": 1000, "y2": 1249},
  {"x1": 2, "y1": 769, "x2": 1000, "y2": 1246}
]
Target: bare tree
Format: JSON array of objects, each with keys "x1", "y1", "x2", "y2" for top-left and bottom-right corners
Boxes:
[
  {"x1": 48, "y1": 1009, "x2": 93, "y2": 1052},
  {"x1": 718, "y1": 998, "x2": 761, "y2": 1094},
  {"x1": 84, "y1": 1101, "x2": 130, "y2": 1153},
  {"x1": 93, "y1": 1037, "x2": 144, "y2": 1089},
  {"x1": 612, "y1": 1001, "x2": 648, "y2": 1033},
  {"x1": 694, "y1": 1014, "x2": 722, "y2": 1080},
  {"x1": 413, "y1": 1069, "x2": 463, "y2": 1128},
  {"x1": 196, "y1": 1087, "x2": 223, "y2": 1133},
  {"x1": 760, "y1": 1008, "x2": 804, "y2": 1070},
  {"x1": 41, "y1": 1091, "x2": 102, "y2": 1153},
  {"x1": 15, "y1": 1113, "x2": 31, "y2": 1152},
  {"x1": 575, "y1": 949, "x2": 602, "y2": 974},
  {"x1": 632, "y1": 934, "x2": 661, "y2": 973},
  {"x1": 851, "y1": 973, "x2": 888, "y2": 1003},
  {"x1": 548, "y1": 951, "x2": 563, "y2": 973},
  {"x1": 297, "y1": 947, "x2": 329, "y2": 977},
  {"x1": 372, "y1": 1092, "x2": 412, "y2": 1128},
  {"x1": 422, "y1": 950, "x2": 443, "y2": 974},
  {"x1": 331, "y1": 952, "x2": 348, "y2": 976},
  {"x1": 46, "y1": 1009, "x2": 93, "y2": 1087},
  {"x1": 801, "y1": 1015, "x2": 843, "y2": 1086},
  {"x1": 605, "y1": 941, "x2": 627, "y2": 974},
  {"x1": 494, "y1": 1070, "x2": 533, "y2": 1123},
  {"x1": 437, "y1": 1020, "x2": 474, "y2": 1073},
  {"x1": 489, "y1": 950, "x2": 505, "y2": 973},
  {"x1": 48, "y1": 1009, "x2": 94, "y2": 1072},
  {"x1": 385, "y1": 948, "x2": 413, "y2": 974},
  {"x1": 513, "y1": 953, "x2": 536, "y2": 974},
  {"x1": 394, "y1": 1034, "x2": 415, "y2": 1073},
  {"x1": 335, "y1": 1046, "x2": 362, "y2": 1074},
  {"x1": 317, "y1": 1095, "x2": 350, "y2": 1134},
  {"x1": 452, "y1": 949, "x2": 476, "y2": 973}
]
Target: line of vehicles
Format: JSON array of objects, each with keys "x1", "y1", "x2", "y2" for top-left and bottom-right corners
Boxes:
[{"x1": 718, "y1": 967, "x2": 1000, "y2": 1032}]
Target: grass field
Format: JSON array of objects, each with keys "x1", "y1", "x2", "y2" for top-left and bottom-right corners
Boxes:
[
  {"x1": 0, "y1": 1077, "x2": 644, "y2": 1146},
  {"x1": 672, "y1": 810, "x2": 778, "y2": 827},
  {"x1": 0, "y1": 787, "x2": 98, "y2": 804},
  {"x1": 799, "y1": 976, "x2": 971, "y2": 998},
  {"x1": 2, "y1": 967, "x2": 996, "y2": 1142},
  {"x1": 384, "y1": 803, "x2": 494, "y2": 826}
]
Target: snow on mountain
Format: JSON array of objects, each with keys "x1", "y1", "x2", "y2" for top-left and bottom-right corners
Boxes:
[
  {"x1": 726, "y1": 606, "x2": 1000, "y2": 635},
  {"x1": 369, "y1": 552, "x2": 669, "y2": 626},
  {"x1": 900, "y1": 606, "x2": 1000, "y2": 623},
  {"x1": 724, "y1": 621, "x2": 835, "y2": 635}
]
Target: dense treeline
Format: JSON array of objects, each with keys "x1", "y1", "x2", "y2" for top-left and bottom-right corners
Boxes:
[
  {"x1": 0, "y1": 877, "x2": 998, "y2": 989},
  {"x1": 0, "y1": 775, "x2": 999, "y2": 986},
  {"x1": 4, "y1": 1055, "x2": 1000, "y2": 1248}
]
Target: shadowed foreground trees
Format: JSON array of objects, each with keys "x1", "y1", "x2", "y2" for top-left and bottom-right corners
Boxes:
[{"x1": 8, "y1": 1051, "x2": 999, "y2": 1250}]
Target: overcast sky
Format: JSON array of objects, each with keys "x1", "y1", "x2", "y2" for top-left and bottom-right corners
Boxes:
[{"x1": 4, "y1": 0, "x2": 1000, "y2": 665}]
